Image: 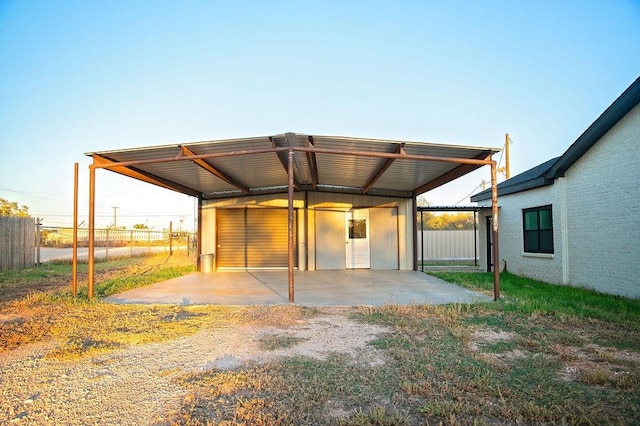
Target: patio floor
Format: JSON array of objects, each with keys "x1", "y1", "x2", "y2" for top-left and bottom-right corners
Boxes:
[{"x1": 105, "y1": 270, "x2": 491, "y2": 306}]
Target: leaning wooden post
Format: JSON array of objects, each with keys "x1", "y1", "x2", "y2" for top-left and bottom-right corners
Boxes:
[
  {"x1": 287, "y1": 148, "x2": 295, "y2": 303},
  {"x1": 490, "y1": 160, "x2": 500, "y2": 300}
]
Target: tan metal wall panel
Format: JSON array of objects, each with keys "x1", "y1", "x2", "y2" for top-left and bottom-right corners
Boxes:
[
  {"x1": 216, "y1": 208, "x2": 297, "y2": 269},
  {"x1": 315, "y1": 210, "x2": 346, "y2": 269},
  {"x1": 370, "y1": 207, "x2": 399, "y2": 269},
  {"x1": 216, "y1": 209, "x2": 247, "y2": 268},
  {"x1": 246, "y1": 209, "x2": 297, "y2": 268},
  {"x1": 397, "y1": 199, "x2": 413, "y2": 270}
]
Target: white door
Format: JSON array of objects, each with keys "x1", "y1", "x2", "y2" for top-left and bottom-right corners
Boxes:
[{"x1": 345, "y1": 209, "x2": 370, "y2": 269}]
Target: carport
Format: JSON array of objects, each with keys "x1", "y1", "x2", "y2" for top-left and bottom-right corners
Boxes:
[{"x1": 76, "y1": 132, "x2": 502, "y2": 301}]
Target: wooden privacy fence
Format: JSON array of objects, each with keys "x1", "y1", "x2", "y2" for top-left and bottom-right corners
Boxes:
[
  {"x1": 0, "y1": 216, "x2": 35, "y2": 271},
  {"x1": 417, "y1": 229, "x2": 478, "y2": 263}
]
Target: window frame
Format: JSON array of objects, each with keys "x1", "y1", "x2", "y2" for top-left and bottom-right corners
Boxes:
[{"x1": 522, "y1": 205, "x2": 554, "y2": 254}]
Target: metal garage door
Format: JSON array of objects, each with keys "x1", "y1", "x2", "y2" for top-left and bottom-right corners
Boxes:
[{"x1": 216, "y1": 208, "x2": 297, "y2": 269}]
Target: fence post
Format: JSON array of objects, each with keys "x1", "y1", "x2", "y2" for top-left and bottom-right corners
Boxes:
[
  {"x1": 169, "y1": 221, "x2": 173, "y2": 256},
  {"x1": 130, "y1": 230, "x2": 133, "y2": 257},
  {"x1": 105, "y1": 228, "x2": 109, "y2": 260},
  {"x1": 35, "y1": 218, "x2": 42, "y2": 266}
]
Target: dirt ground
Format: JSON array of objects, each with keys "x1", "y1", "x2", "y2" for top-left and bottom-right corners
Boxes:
[{"x1": 0, "y1": 307, "x2": 390, "y2": 425}]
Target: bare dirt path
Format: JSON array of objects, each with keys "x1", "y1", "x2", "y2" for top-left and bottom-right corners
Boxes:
[{"x1": 0, "y1": 308, "x2": 390, "y2": 425}]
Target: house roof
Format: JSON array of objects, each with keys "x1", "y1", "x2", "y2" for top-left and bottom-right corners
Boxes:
[
  {"x1": 471, "y1": 76, "x2": 640, "y2": 202},
  {"x1": 87, "y1": 132, "x2": 500, "y2": 200}
]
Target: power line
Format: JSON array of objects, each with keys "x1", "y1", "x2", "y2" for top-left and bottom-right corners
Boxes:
[{"x1": 453, "y1": 182, "x2": 483, "y2": 206}]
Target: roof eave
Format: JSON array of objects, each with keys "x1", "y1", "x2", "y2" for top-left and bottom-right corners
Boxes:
[
  {"x1": 471, "y1": 177, "x2": 553, "y2": 202},
  {"x1": 545, "y1": 76, "x2": 640, "y2": 179}
]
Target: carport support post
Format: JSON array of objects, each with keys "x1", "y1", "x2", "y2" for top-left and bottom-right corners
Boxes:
[
  {"x1": 490, "y1": 161, "x2": 500, "y2": 301},
  {"x1": 287, "y1": 149, "x2": 295, "y2": 303},
  {"x1": 72, "y1": 162, "x2": 78, "y2": 299},
  {"x1": 88, "y1": 164, "x2": 96, "y2": 299}
]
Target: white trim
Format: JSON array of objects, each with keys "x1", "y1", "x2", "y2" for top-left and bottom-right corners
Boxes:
[{"x1": 522, "y1": 252, "x2": 554, "y2": 259}]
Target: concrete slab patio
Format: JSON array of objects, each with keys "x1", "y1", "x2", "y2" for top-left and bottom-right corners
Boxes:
[{"x1": 106, "y1": 270, "x2": 491, "y2": 306}]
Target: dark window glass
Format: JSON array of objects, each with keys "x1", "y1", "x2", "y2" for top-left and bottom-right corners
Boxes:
[
  {"x1": 522, "y1": 205, "x2": 554, "y2": 254},
  {"x1": 349, "y1": 219, "x2": 367, "y2": 239}
]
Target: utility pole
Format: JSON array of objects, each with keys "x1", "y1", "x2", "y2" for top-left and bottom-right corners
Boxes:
[
  {"x1": 505, "y1": 133, "x2": 511, "y2": 179},
  {"x1": 112, "y1": 206, "x2": 119, "y2": 228}
]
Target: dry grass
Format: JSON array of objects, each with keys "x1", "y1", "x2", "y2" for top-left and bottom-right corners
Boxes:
[
  {"x1": 0, "y1": 252, "x2": 199, "y2": 357},
  {"x1": 1, "y1": 261, "x2": 639, "y2": 425}
]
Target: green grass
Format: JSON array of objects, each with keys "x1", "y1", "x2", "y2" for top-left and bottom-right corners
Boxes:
[{"x1": 430, "y1": 271, "x2": 640, "y2": 326}]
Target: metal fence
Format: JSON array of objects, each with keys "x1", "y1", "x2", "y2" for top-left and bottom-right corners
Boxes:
[
  {"x1": 38, "y1": 226, "x2": 197, "y2": 262},
  {"x1": 42, "y1": 227, "x2": 172, "y2": 247},
  {"x1": 0, "y1": 216, "x2": 35, "y2": 271},
  {"x1": 417, "y1": 229, "x2": 478, "y2": 263}
]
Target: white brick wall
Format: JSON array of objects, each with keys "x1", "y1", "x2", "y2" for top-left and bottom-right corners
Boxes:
[
  {"x1": 479, "y1": 184, "x2": 565, "y2": 284},
  {"x1": 478, "y1": 103, "x2": 640, "y2": 299},
  {"x1": 564, "y1": 103, "x2": 640, "y2": 298}
]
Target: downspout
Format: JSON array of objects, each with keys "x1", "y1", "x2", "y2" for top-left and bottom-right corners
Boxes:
[{"x1": 559, "y1": 177, "x2": 569, "y2": 284}]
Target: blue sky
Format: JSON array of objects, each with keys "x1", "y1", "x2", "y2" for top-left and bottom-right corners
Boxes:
[{"x1": 1, "y1": 0, "x2": 639, "y2": 229}]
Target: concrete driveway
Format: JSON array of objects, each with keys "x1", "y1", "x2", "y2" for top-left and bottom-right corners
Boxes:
[{"x1": 106, "y1": 270, "x2": 491, "y2": 306}]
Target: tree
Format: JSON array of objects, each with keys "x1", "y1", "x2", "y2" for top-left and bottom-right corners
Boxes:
[
  {"x1": 0, "y1": 198, "x2": 30, "y2": 217},
  {"x1": 418, "y1": 211, "x2": 476, "y2": 230},
  {"x1": 133, "y1": 223, "x2": 149, "y2": 229}
]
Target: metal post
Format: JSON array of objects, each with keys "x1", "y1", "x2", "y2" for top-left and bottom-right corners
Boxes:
[
  {"x1": 197, "y1": 196, "x2": 203, "y2": 270},
  {"x1": 473, "y1": 210, "x2": 478, "y2": 267},
  {"x1": 420, "y1": 210, "x2": 424, "y2": 272},
  {"x1": 412, "y1": 197, "x2": 418, "y2": 271},
  {"x1": 169, "y1": 221, "x2": 173, "y2": 256},
  {"x1": 88, "y1": 165, "x2": 95, "y2": 299},
  {"x1": 287, "y1": 149, "x2": 295, "y2": 303},
  {"x1": 35, "y1": 218, "x2": 42, "y2": 265},
  {"x1": 105, "y1": 228, "x2": 109, "y2": 260},
  {"x1": 490, "y1": 161, "x2": 500, "y2": 300},
  {"x1": 72, "y1": 163, "x2": 78, "y2": 298}
]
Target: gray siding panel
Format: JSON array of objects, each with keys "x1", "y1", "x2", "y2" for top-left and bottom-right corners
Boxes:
[
  {"x1": 370, "y1": 208, "x2": 398, "y2": 269},
  {"x1": 315, "y1": 210, "x2": 345, "y2": 269}
]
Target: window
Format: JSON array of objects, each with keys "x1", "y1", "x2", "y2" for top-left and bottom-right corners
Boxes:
[
  {"x1": 522, "y1": 205, "x2": 554, "y2": 254},
  {"x1": 348, "y1": 219, "x2": 367, "y2": 239}
]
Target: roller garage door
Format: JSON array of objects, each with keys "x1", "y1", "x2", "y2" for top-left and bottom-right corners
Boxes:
[{"x1": 216, "y1": 208, "x2": 297, "y2": 269}]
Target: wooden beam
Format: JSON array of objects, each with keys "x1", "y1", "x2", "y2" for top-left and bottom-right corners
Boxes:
[
  {"x1": 92, "y1": 154, "x2": 201, "y2": 197},
  {"x1": 363, "y1": 143, "x2": 405, "y2": 194},
  {"x1": 180, "y1": 146, "x2": 249, "y2": 194}
]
